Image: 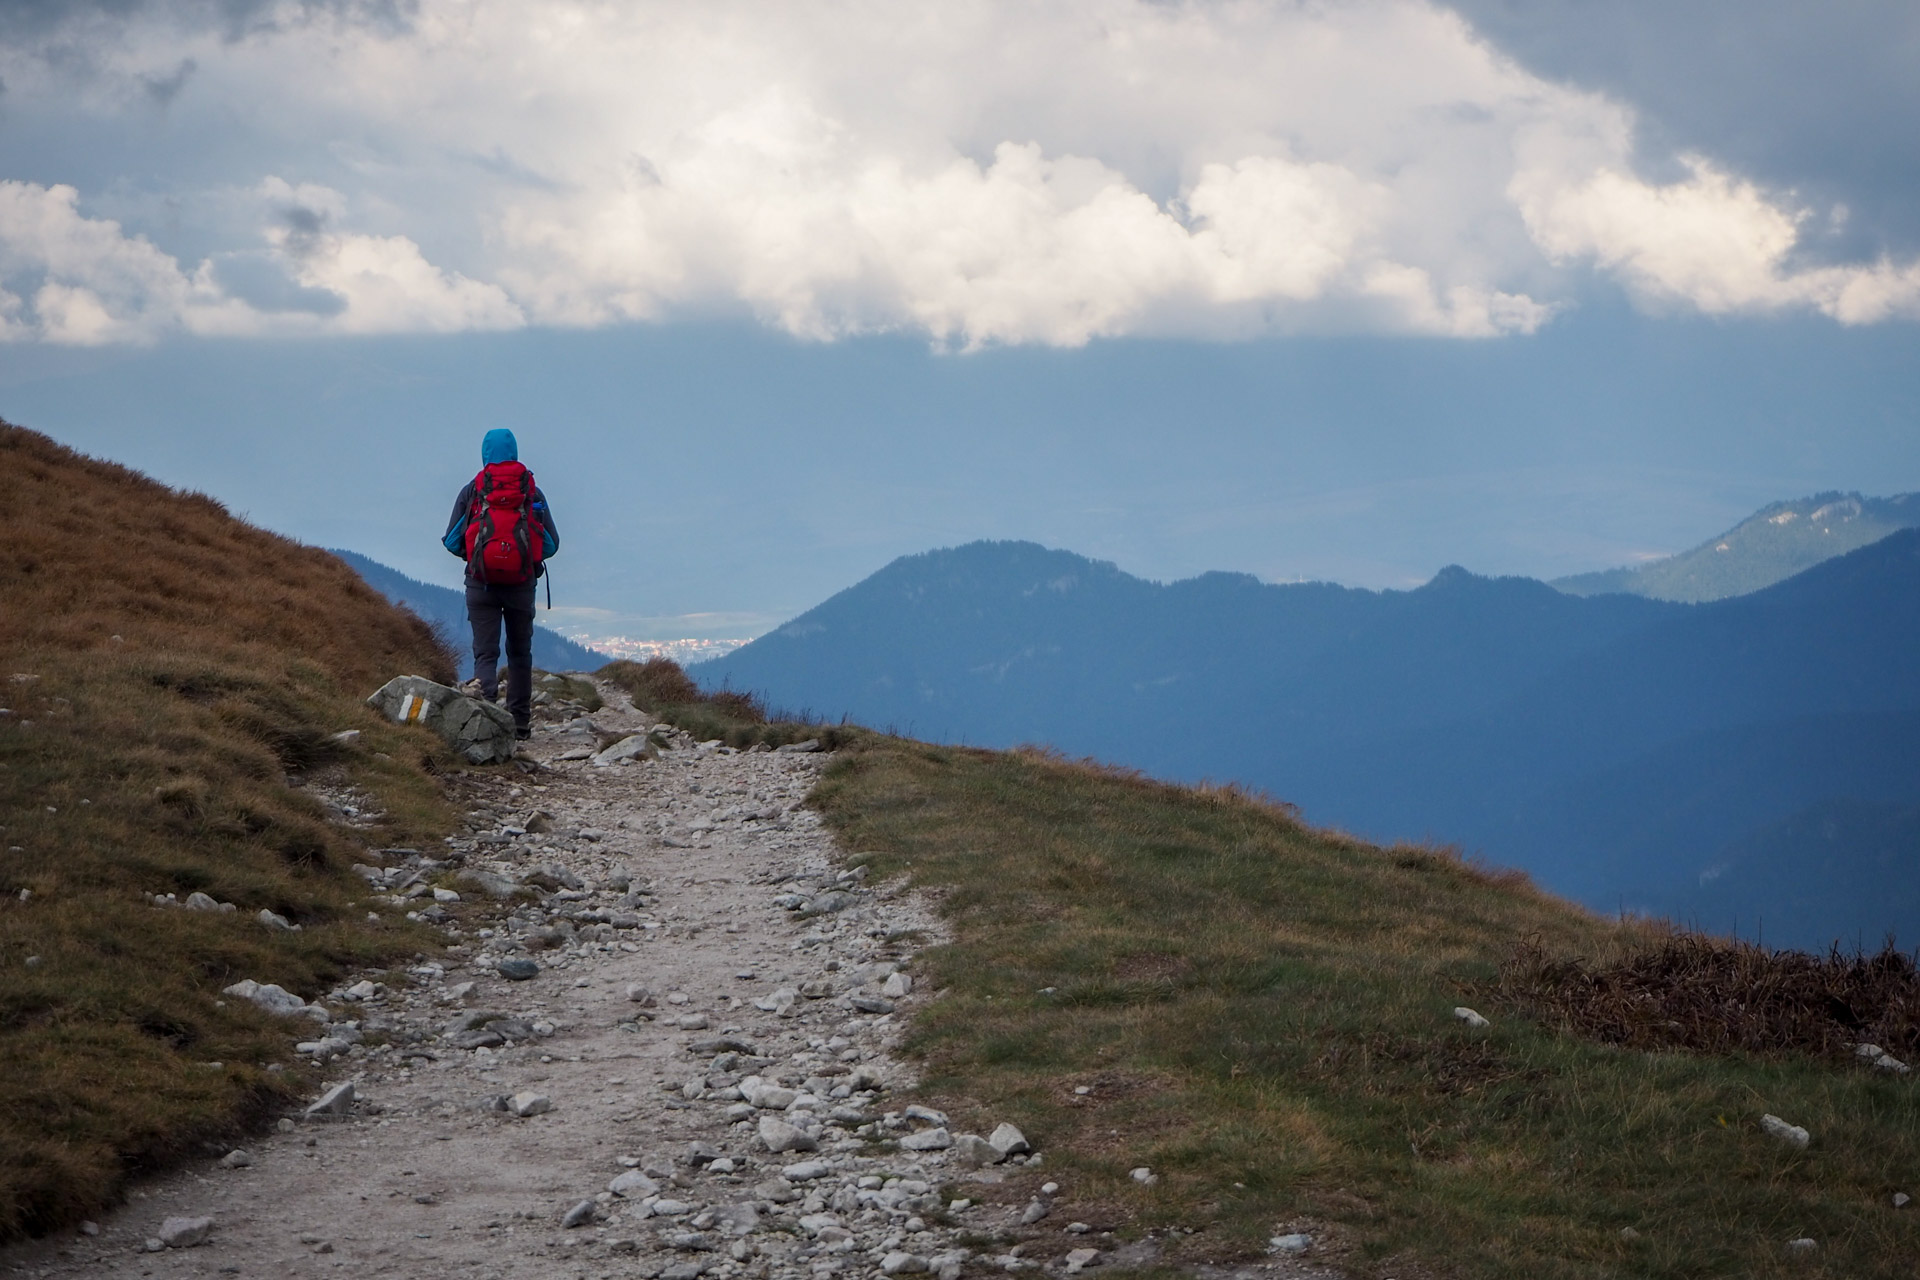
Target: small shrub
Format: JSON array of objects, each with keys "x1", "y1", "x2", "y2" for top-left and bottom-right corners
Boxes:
[{"x1": 600, "y1": 657, "x2": 701, "y2": 711}]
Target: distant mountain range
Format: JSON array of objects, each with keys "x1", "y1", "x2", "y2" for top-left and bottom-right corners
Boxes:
[
  {"x1": 1553, "y1": 491, "x2": 1920, "y2": 602},
  {"x1": 331, "y1": 550, "x2": 607, "y2": 674},
  {"x1": 697, "y1": 526, "x2": 1920, "y2": 950}
]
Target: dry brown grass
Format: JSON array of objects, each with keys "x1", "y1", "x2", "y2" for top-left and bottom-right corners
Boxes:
[
  {"x1": 1493, "y1": 933, "x2": 1920, "y2": 1060},
  {"x1": 0, "y1": 422, "x2": 462, "y2": 1238}
]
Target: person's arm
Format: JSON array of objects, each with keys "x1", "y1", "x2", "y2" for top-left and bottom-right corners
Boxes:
[
  {"x1": 443, "y1": 483, "x2": 474, "y2": 556},
  {"x1": 532, "y1": 485, "x2": 559, "y2": 557}
]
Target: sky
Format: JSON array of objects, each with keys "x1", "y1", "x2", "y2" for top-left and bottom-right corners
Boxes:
[{"x1": 1, "y1": 0, "x2": 1917, "y2": 641}]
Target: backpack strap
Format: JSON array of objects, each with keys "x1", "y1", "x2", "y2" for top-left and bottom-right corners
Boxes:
[{"x1": 466, "y1": 471, "x2": 491, "y2": 582}]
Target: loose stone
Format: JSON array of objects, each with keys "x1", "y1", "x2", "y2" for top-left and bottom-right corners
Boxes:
[
  {"x1": 509, "y1": 1092, "x2": 553, "y2": 1117},
  {"x1": 156, "y1": 1216, "x2": 214, "y2": 1248},
  {"x1": 989, "y1": 1123, "x2": 1031, "y2": 1158},
  {"x1": 1760, "y1": 1114, "x2": 1810, "y2": 1149},
  {"x1": 304, "y1": 1082, "x2": 355, "y2": 1119},
  {"x1": 758, "y1": 1116, "x2": 819, "y2": 1153}
]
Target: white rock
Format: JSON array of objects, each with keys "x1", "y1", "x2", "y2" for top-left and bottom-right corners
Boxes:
[
  {"x1": 183, "y1": 892, "x2": 220, "y2": 911},
  {"x1": 1270, "y1": 1233, "x2": 1312, "y2": 1255},
  {"x1": 677, "y1": 1013, "x2": 711, "y2": 1031},
  {"x1": 988, "y1": 1122, "x2": 1031, "y2": 1158},
  {"x1": 157, "y1": 1216, "x2": 213, "y2": 1248},
  {"x1": 510, "y1": 1092, "x2": 553, "y2": 1117},
  {"x1": 782, "y1": 1160, "x2": 831, "y2": 1181},
  {"x1": 625, "y1": 984, "x2": 656, "y2": 1005},
  {"x1": 881, "y1": 972, "x2": 913, "y2": 998},
  {"x1": 714, "y1": 1204, "x2": 760, "y2": 1235},
  {"x1": 754, "y1": 987, "x2": 798, "y2": 1015},
  {"x1": 432, "y1": 887, "x2": 461, "y2": 903},
  {"x1": 1875, "y1": 1053, "x2": 1910, "y2": 1074},
  {"x1": 1894, "y1": 1192, "x2": 1911, "y2": 1209},
  {"x1": 1760, "y1": 1114, "x2": 1810, "y2": 1149},
  {"x1": 561, "y1": 1199, "x2": 598, "y2": 1228},
  {"x1": 1064, "y1": 1247, "x2": 1102, "y2": 1273},
  {"x1": 904, "y1": 1104, "x2": 948, "y2": 1126},
  {"x1": 591, "y1": 735, "x2": 653, "y2": 767},
  {"x1": 218, "y1": 1150, "x2": 251, "y2": 1169},
  {"x1": 346, "y1": 980, "x2": 380, "y2": 1001},
  {"x1": 1453, "y1": 1006, "x2": 1490, "y2": 1029},
  {"x1": 222, "y1": 980, "x2": 307, "y2": 1017},
  {"x1": 258, "y1": 908, "x2": 294, "y2": 931},
  {"x1": 1021, "y1": 1200, "x2": 1050, "y2": 1225},
  {"x1": 881, "y1": 1251, "x2": 928, "y2": 1274},
  {"x1": 1129, "y1": 1166, "x2": 1156, "y2": 1185},
  {"x1": 899, "y1": 1127, "x2": 952, "y2": 1151},
  {"x1": 1785, "y1": 1237, "x2": 1817, "y2": 1254},
  {"x1": 439, "y1": 981, "x2": 475, "y2": 1004},
  {"x1": 758, "y1": 1116, "x2": 818, "y2": 1153},
  {"x1": 304, "y1": 1082, "x2": 355, "y2": 1118},
  {"x1": 748, "y1": 1084, "x2": 798, "y2": 1110},
  {"x1": 609, "y1": 1171, "x2": 660, "y2": 1198}
]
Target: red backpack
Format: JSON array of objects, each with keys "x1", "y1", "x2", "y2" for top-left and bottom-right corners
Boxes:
[{"x1": 464, "y1": 460, "x2": 545, "y2": 585}]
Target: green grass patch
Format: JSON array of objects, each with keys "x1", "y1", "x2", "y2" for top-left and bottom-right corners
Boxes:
[{"x1": 810, "y1": 739, "x2": 1920, "y2": 1279}]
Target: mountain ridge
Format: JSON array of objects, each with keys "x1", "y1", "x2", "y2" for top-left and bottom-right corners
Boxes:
[
  {"x1": 1553, "y1": 489, "x2": 1920, "y2": 602},
  {"x1": 697, "y1": 531, "x2": 1920, "y2": 949}
]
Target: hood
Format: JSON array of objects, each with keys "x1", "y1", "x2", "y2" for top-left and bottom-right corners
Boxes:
[{"x1": 481, "y1": 428, "x2": 518, "y2": 466}]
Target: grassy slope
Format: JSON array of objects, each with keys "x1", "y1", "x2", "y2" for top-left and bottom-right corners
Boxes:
[
  {"x1": 811, "y1": 738, "x2": 1920, "y2": 1279},
  {"x1": 0, "y1": 424, "x2": 462, "y2": 1238}
]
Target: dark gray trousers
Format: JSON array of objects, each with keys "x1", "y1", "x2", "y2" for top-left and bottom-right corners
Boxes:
[{"x1": 465, "y1": 579, "x2": 536, "y2": 729}]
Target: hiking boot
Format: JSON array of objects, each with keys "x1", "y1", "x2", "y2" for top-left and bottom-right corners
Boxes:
[{"x1": 514, "y1": 724, "x2": 532, "y2": 741}]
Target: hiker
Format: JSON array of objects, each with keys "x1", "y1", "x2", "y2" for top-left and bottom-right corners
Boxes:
[{"x1": 442, "y1": 428, "x2": 559, "y2": 740}]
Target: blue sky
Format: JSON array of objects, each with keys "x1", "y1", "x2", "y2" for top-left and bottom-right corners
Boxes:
[{"x1": 3, "y1": 1, "x2": 1917, "y2": 641}]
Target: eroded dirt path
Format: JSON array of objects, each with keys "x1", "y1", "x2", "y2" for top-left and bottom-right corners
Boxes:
[{"x1": 0, "y1": 680, "x2": 1066, "y2": 1280}]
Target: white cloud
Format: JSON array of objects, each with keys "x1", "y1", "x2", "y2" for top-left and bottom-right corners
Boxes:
[
  {"x1": 0, "y1": 176, "x2": 520, "y2": 343},
  {"x1": 0, "y1": 180, "x2": 200, "y2": 343},
  {"x1": 1513, "y1": 155, "x2": 1920, "y2": 322},
  {"x1": 0, "y1": 0, "x2": 1913, "y2": 345}
]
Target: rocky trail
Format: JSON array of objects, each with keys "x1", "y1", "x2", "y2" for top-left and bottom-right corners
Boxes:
[{"x1": 0, "y1": 678, "x2": 1111, "y2": 1280}]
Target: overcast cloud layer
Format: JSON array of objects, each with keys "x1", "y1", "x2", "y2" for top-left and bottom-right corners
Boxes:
[{"x1": 2, "y1": 0, "x2": 1917, "y2": 349}]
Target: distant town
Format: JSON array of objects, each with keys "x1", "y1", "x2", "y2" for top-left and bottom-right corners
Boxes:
[{"x1": 558, "y1": 634, "x2": 751, "y2": 665}]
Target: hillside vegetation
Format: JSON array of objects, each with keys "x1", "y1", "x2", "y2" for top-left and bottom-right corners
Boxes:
[
  {"x1": 811, "y1": 737, "x2": 1920, "y2": 1279},
  {"x1": 0, "y1": 424, "x2": 461, "y2": 1237}
]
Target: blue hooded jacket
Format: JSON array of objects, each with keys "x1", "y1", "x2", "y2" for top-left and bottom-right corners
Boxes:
[
  {"x1": 481, "y1": 428, "x2": 518, "y2": 466},
  {"x1": 443, "y1": 429, "x2": 559, "y2": 566}
]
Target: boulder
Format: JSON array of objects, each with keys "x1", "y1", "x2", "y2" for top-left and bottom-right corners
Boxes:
[
  {"x1": 366, "y1": 676, "x2": 516, "y2": 765},
  {"x1": 591, "y1": 734, "x2": 654, "y2": 767},
  {"x1": 222, "y1": 979, "x2": 297, "y2": 1016},
  {"x1": 758, "y1": 1116, "x2": 819, "y2": 1153},
  {"x1": 157, "y1": 1216, "x2": 214, "y2": 1248},
  {"x1": 1760, "y1": 1113, "x2": 1810, "y2": 1148},
  {"x1": 988, "y1": 1123, "x2": 1031, "y2": 1158}
]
